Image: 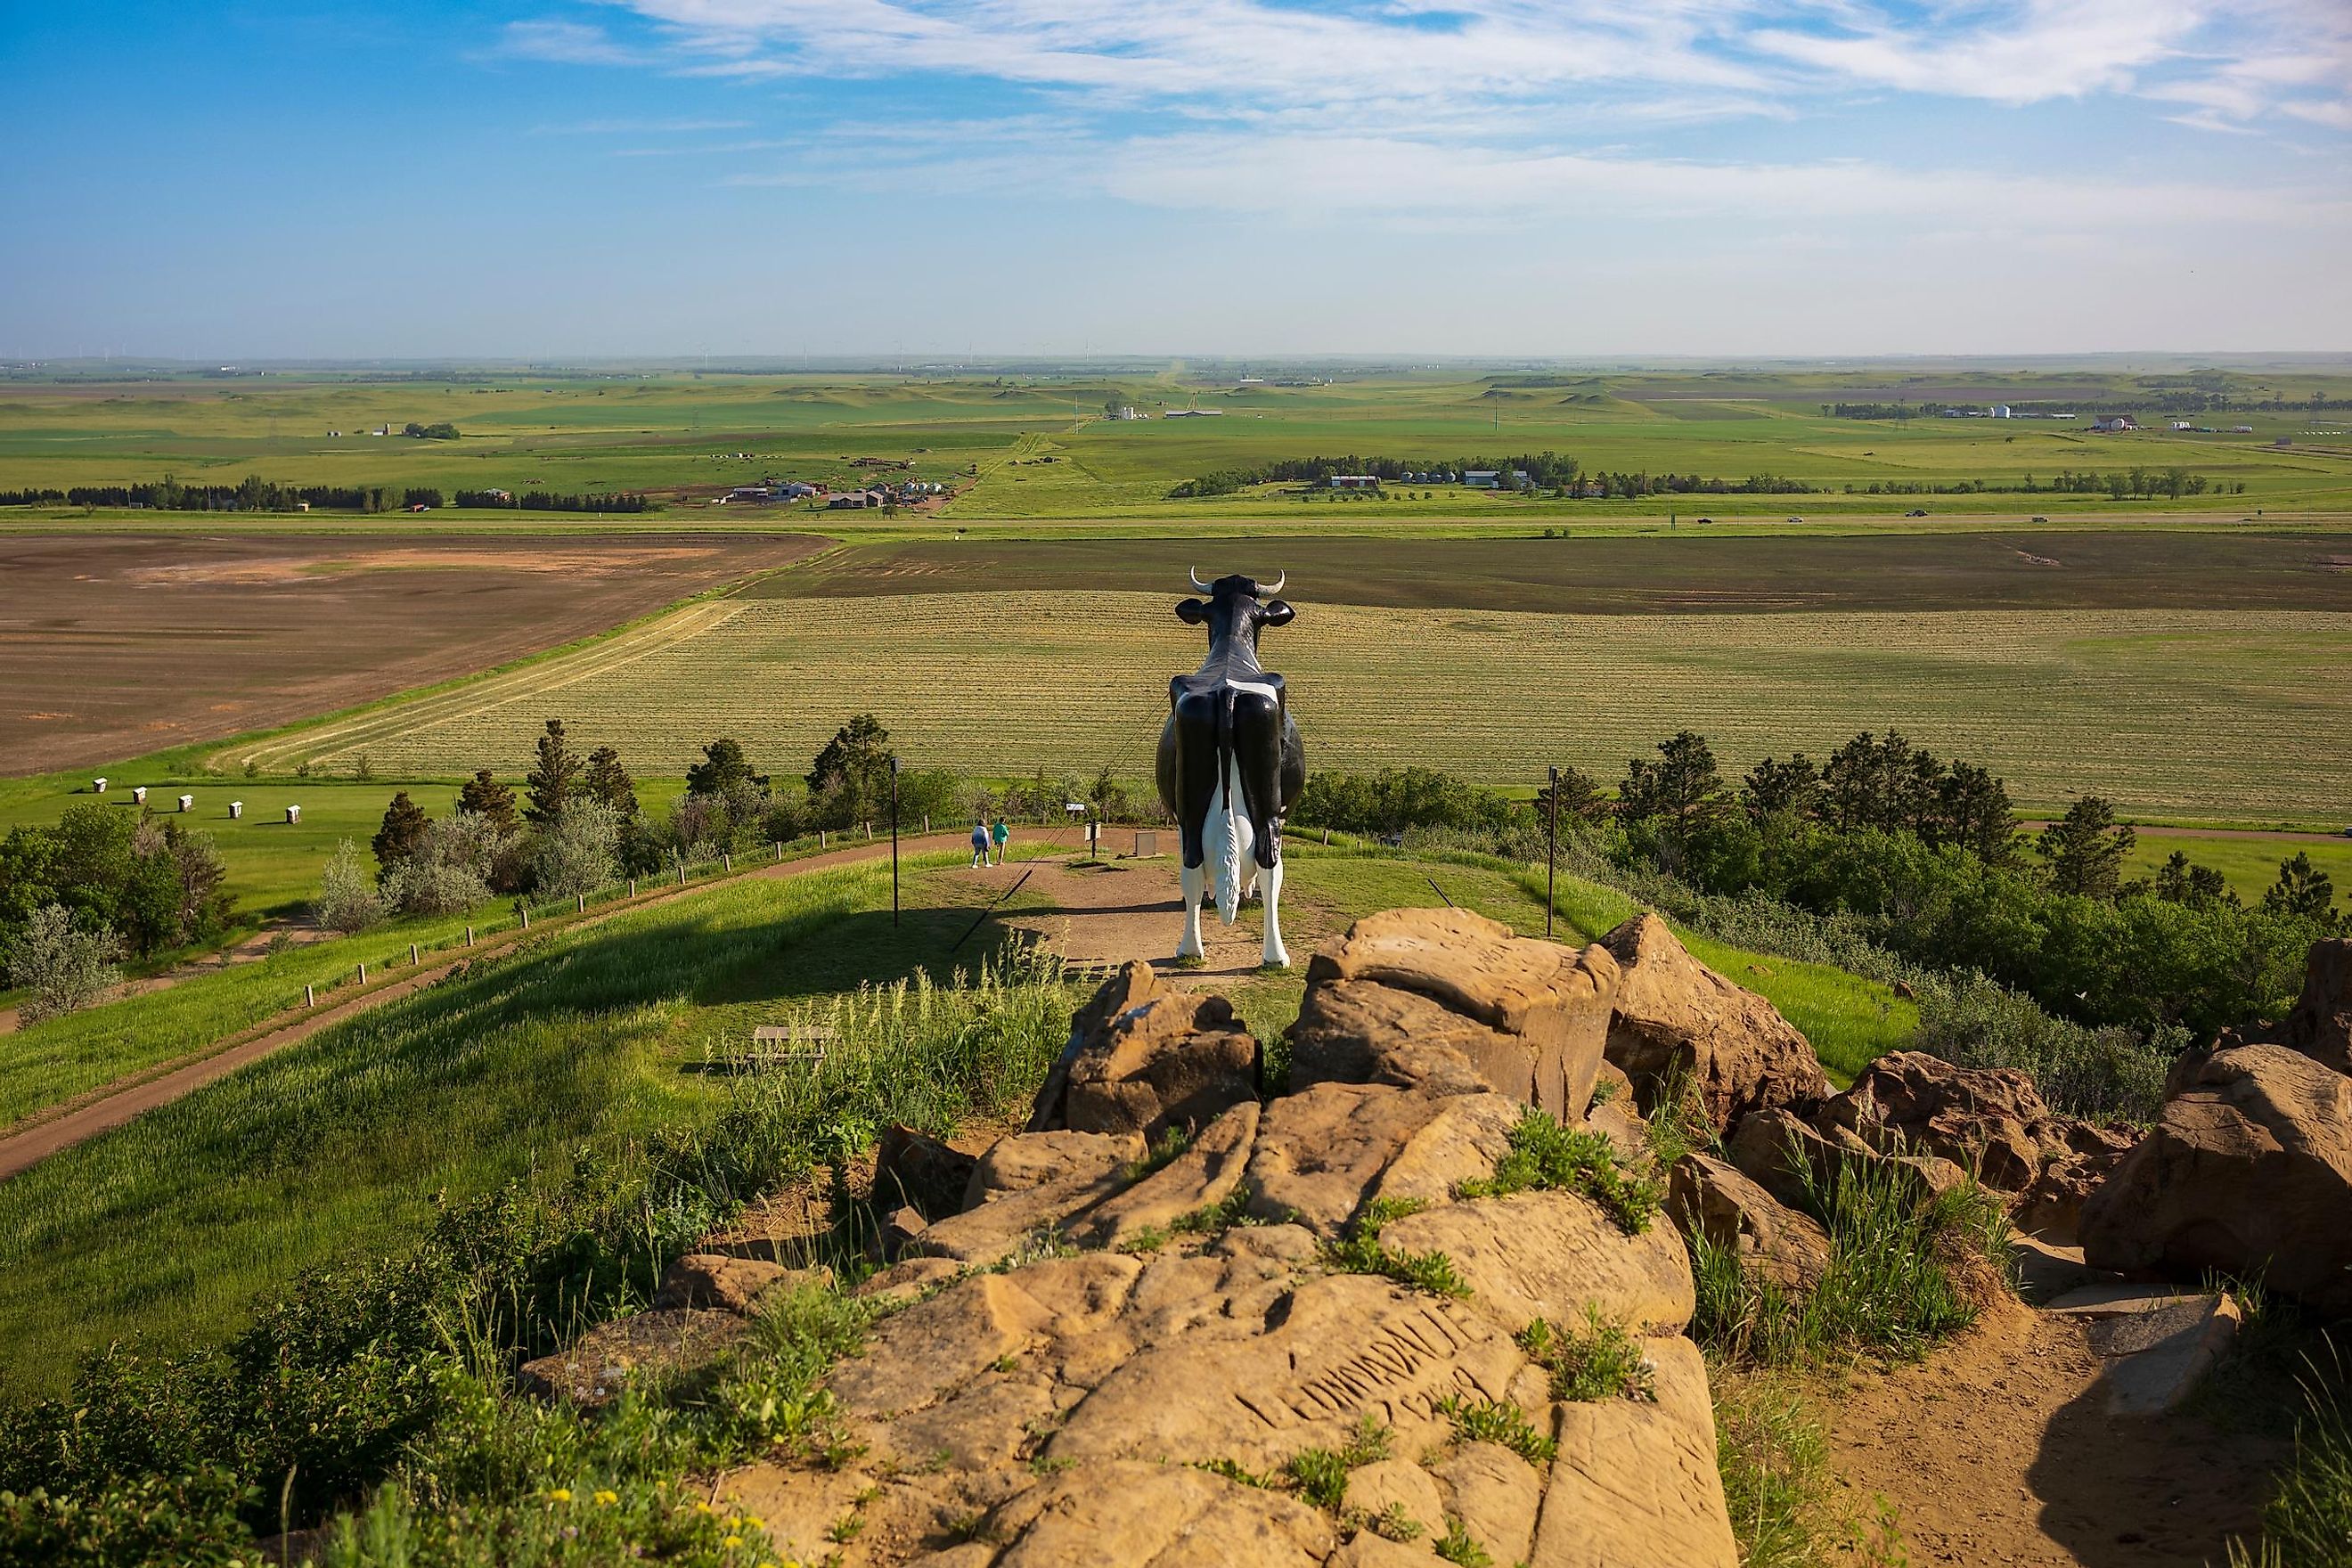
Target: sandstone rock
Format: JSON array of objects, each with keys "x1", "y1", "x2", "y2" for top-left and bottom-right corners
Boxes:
[
  {"x1": 1727, "y1": 1106, "x2": 1964, "y2": 1214},
  {"x1": 910, "y1": 1167, "x2": 1132, "y2": 1268},
  {"x1": 1366, "y1": 1092, "x2": 1522, "y2": 1213},
  {"x1": 1246, "y1": 1082, "x2": 1450, "y2": 1234},
  {"x1": 516, "y1": 1308, "x2": 746, "y2": 1407},
  {"x1": 855, "y1": 1255, "x2": 964, "y2": 1306},
  {"x1": 1067, "y1": 991, "x2": 1261, "y2": 1139},
  {"x1": 877, "y1": 1123, "x2": 980, "y2": 1220},
  {"x1": 905, "y1": 1547, "x2": 998, "y2": 1568},
  {"x1": 1534, "y1": 1334, "x2": 1738, "y2": 1568},
  {"x1": 1667, "y1": 1152, "x2": 1833, "y2": 1293},
  {"x1": 831, "y1": 1273, "x2": 1057, "y2": 1420},
  {"x1": 2010, "y1": 1147, "x2": 2131, "y2": 1246},
  {"x1": 2279, "y1": 938, "x2": 2352, "y2": 1075},
  {"x1": 1378, "y1": 1191, "x2": 1695, "y2": 1337},
  {"x1": 1306, "y1": 907, "x2": 1621, "y2": 1119},
  {"x1": 1430, "y1": 1441, "x2": 1541, "y2": 1567},
  {"x1": 2081, "y1": 1043, "x2": 2352, "y2": 1309},
  {"x1": 964, "y1": 1129, "x2": 1146, "y2": 1207},
  {"x1": 1586, "y1": 1099, "x2": 1652, "y2": 1172},
  {"x1": 1330, "y1": 1534, "x2": 1436, "y2": 1566},
  {"x1": 1817, "y1": 1050, "x2": 2128, "y2": 1201},
  {"x1": 721, "y1": 1465, "x2": 879, "y2": 1566},
  {"x1": 1344, "y1": 1458, "x2": 1447, "y2": 1539},
  {"x1": 1599, "y1": 914, "x2": 1829, "y2": 1132},
  {"x1": 1067, "y1": 1100, "x2": 1260, "y2": 1249},
  {"x1": 1290, "y1": 978, "x2": 1538, "y2": 1102},
  {"x1": 1027, "y1": 960, "x2": 1262, "y2": 1139},
  {"x1": 1027, "y1": 959, "x2": 1159, "y2": 1131},
  {"x1": 987, "y1": 1461, "x2": 1336, "y2": 1567},
  {"x1": 1049, "y1": 1274, "x2": 1526, "y2": 1472},
  {"x1": 650, "y1": 1254, "x2": 829, "y2": 1314}
]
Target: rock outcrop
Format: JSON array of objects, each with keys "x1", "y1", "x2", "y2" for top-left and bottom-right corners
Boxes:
[
  {"x1": 1668, "y1": 1152, "x2": 1833, "y2": 1293},
  {"x1": 1294, "y1": 907, "x2": 1621, "y2": 1121},
  {"x1": 1025, "y1": 960, "x2": 1261, "y2": 1139},
  {"x1": 1598, "y1": 914, "x2": 1830, "y2": 1132},
  {"x1": 693, "y1": 914, "x2": 1739, "y2": 1568},
  {"x1": 1814, "y1": 1051, "x2": 2137, "y2": 1231},
  {"x1": 2080, "y1": 1042, "x2": 2352, "y2": 1310}
]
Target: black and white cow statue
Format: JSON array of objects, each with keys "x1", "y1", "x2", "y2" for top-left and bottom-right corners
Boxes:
[{"x1": 1156, "y1": 569, "x2": 1307, "y2": 968}]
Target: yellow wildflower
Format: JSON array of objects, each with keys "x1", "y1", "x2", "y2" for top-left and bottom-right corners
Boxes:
[
  {"x1": 544, "y1": 1488, "x2": 572, "y2": 1504},
  {"x1": 593, "y1": 1490, "x2": 618, "y2": 1507}
]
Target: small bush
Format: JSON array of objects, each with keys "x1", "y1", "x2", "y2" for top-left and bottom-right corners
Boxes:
[
  {"x1": 1520, "y1": 1308, "x2": 1657, "y2": 1403},
  {"x1": 1433, "y1": 1515, "x2": 1495, "y2": 1566},
  {"x1": 1433, "y1": 1395, "x2": 1556, "y2": 1465},
  {"x1": 4, "y1": 903, "x2": 123, "y2": 1025},
  {"x1": 1323, "y1": 1198, "x2": 1469, "y2": 1299},
  {"x1": 312, "y1": 840, "x2": 386, "y2": 934},
  {"x1": 1455, "y1": 1108, "x2": 1662, "y2": 1233}
]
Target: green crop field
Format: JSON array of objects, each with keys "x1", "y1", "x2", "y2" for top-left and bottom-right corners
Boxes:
[
  {"x1": 219, "y1": 588, "x2": 2352, "y2": 821},
  {"x1": 4, "y1": 364, "x2": 2348, "y2": 528}
]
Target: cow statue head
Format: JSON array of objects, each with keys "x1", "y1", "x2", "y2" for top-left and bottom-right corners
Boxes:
[{"x1": 1175, "y1": 568, "x2": 1293, "y2": 652}]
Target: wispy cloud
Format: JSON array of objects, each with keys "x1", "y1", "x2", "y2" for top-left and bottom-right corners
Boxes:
[{"x1": 498, "y1": 18, "x2": 645, "y2": 67}]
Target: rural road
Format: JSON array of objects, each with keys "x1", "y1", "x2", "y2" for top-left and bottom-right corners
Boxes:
[{"x1": 0, "y1": 830, "x2": 980, "y2": 1181}]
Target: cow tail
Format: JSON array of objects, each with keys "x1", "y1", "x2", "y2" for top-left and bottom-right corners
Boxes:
[{"x1": 1211, "y1": 690, "x2": 1242, "y2": 926}]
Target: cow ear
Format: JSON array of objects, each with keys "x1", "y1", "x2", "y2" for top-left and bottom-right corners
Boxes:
[
  {"x1": 1175, "y1": 598, "x2": 1210, "y2": 624},
  {"x1": 1261, "y1": 599, "x2": 1295, "y2": 627}
]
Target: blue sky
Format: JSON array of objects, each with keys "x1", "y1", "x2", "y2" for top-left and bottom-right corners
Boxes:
[{"x1": 3, "y1": 1, "x2": 2347, "y2": 358}]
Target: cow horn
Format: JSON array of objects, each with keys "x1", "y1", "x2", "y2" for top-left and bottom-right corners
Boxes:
[
  {"x1": 1262, "y1": 570, "x2": 1285, "y2": 594},
  {"x1": 1188, "y1": 567, "x2": 1211, "y2": 591}
]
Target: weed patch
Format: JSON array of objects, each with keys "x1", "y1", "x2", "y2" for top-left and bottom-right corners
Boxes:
[{"x1": 1455, "y1": 1107, "x2": 1662, "y2": 1233}]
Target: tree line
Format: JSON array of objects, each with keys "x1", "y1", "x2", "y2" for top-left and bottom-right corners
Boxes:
[
  {"x1": 1843, "y1": 468, "x2": 2239, "y2": 499},
  {"x1": 1169, "y1": 451, "x2": 1586, "y2": 497},
  {"x1": 1829, "y1": 392, "x2": 2348, "y2": 419},
  {"x1": 1292, "y1": 729, "x2": 2340, "y2": 1041},
  {"x1": 0, "y1": 475, "x2": 655, "y2": 513}
]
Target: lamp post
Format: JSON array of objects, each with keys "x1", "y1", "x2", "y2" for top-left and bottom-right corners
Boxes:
[{"x1": 889, "y1": 755, "x2": 901, "y2": 926}]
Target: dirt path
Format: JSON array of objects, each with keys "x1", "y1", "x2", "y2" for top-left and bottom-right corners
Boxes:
[
  {"x1": 1824, "y1": 1298, "x2": 2285, "y2": 1566},
  {"x1": 975, "y1": 851, "x2": 1336, "y2": 985},
  {"x1": 0, "y1": 919, "x2": 336, "y2": 1038},
  {"x1": 0, "y1": 832, "x2": 976, "y2": 1180}
]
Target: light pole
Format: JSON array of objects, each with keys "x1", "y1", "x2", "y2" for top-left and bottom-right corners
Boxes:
[{"x1": 889, "y1": 755, "x2": 901, "y2": 926}]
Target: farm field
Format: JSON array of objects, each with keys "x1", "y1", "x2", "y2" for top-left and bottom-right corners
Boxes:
[
  {"x1": 771, "y1": 530, "x2": 2352, "y2": 616},
  {"x1": 0, "y1": 531, "x2": 823, "y2": 772},
  {"x1": 3, "y1": 365, "x2": 2348, "y2": 526},
  {"x1": 220, "y1": 587, "x2": 2352, "y2": 821}
]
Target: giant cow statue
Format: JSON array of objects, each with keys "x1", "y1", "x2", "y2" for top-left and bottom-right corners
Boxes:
[{"x1": 1156, "y1": 570, "x2": 1306, "y2": 967}]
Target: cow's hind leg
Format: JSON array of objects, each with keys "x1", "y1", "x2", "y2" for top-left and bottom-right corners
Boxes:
[
  {"x1": 1178, "y1": 862, "x2": 1206, "y2": 960},
  {"x1": 1229, "y1": 689, "x2": 1289, "y2": 968}
]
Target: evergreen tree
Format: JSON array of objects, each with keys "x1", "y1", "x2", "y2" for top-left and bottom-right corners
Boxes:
[
  {"x1": 458, "y1": 769, "x2": 518, "y2": 830},
  {"x1": 584, "y1": 746, "x2": 638, "y2": 818},
  {"x1": 2263, "y1": 853, "x2": 2340, "y2": 927},
  {"x1": 1536, "y1": 764, "x2": 1611, "y2": 825},
  {"x1": 524, "y1": 720, "x2": 581, "y2": 827},
  {"x1": 806, "y1": 714, "x2": 895, "y2": 823},
  {"x1": 685, "y1": 737, "x2": 765, "y2": 798},
  {"x1": 1740, "y1": 754, "x2": 1820, "y2": 820},
  {"x1": 1618, "y1": 731, "x2": 1723, "y2": 824},
  {"x1": 2152, "y1": 850, "x2": 2235, "y2": 909},
  {"x1": 372, "y1": 790, "x2": 432, "y2": 882},
  {"x1": 1823, "y1": 730, "x2": 1939, "y2": 834},
  {"x1": 2035, "y1": 796, "x2": 2135, "y2": 900},
  {"x1": 1929, "y1": 761, "x2": 2017, "y2": 861}
]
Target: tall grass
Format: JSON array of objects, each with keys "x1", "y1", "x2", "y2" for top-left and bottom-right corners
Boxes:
[
  {"x1": 0, "y1": 908, "x2": 1072, "y2": 1556},
  {"x1": 2231, "y1": 1342, "x2": 2352, "y2": 1568}
]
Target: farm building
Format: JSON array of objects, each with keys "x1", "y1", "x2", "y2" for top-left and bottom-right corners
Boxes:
[
  {"x1": 1462, "y1": 470, "x2": 1530, "y2": 489},
  {"x1": 2169, "y1": 420, "x2": 2195, "y2": 431},
  {"x1": 1328, "y1": 475, "x2": 1379, "y2": 490},
  {"x1": 1163, "y1": 409, "x2": 1223, "y2": 418},
  {"x1": 2234, "y1": 425, "x2": 2256, "y2": 433},
  {"x1": 1990, "y1": 404, "x2": 2012, "y2": 419},
  {"x1": 2091, "y1": 415, "x2": 2138, "y2": 433},
  {"x1": 826, "y1": 489, "x2": 890, "y2": 509}
]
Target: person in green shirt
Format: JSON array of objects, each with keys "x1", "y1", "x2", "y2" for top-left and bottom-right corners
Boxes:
[{"x1": 989, "y1": 816, "x2": 1009, "y2": 866}]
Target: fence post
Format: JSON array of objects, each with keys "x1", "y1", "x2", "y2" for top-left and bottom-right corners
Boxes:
[
  {"x1": 723, "y1": 852, "x2": 732, "y2": 873},
  {"x1": 357, "y1": 961, "x2": 367, "y2": 984},
  {"x1": 923, "y1": 813, "x2": 930, "y2": 834},
  {"x1": 677, "y1": 862, "x2": 686, "y2": 885},
  {"x1": 629, "y1": 878, "x2": 636, "y2": 898},
  {"x1": 410, "y1": 943, "x2": 419, "y2": 965},
  {"x1": 577, "y1": 893, "x2": 586, "y2": 913},
  {"x1": 1322, "y1": 827, "x2": 1330, "y2": 845},
  {"x1": 466, "y1": 926, "x2": 473, "y2": 946},
  {"x1": 774, "y1": 841, "x2": 781, "y2": 862},
  {"x1": 305, "y1": 984, "x2": 314, "y2": 1008},
  {"x1": 821, "y1": 829, "x2": 828, "y2": 849},
  {"x1": 520, "y1": 908, "x2": 529, "y2": 929}
]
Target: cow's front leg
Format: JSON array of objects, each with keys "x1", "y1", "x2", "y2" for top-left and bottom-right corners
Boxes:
[
  {"x1": 1178, "y1": 862, "x2": 1207, "y2": 960},
  {"x1": 1260, "y1": 858, "x2": 1288, "y2": 968}
]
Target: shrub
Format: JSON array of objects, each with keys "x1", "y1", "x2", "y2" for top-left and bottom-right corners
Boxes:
[
  {"x1": 1433, "y1": 1395, "x2": 1556, "y2": 1465},
  {"x1": 1321, "y1": 1197, "x2": 1470, "y2": 1299},
  {"x1": 528, "y1": 800, "x2": 622, "y2": 899},
  {"x1": 384, "y1": 814, "x2": 504, "y2": 917},
  {"x1": 1520, "y1": 1308, "x2": 1656, "y2": 1403},
  {"x1": 4, "y1": 903, "x2": 123, "y2": 1025},
  {"x1": 312, "y1": 841, "x2": 386, "y2": 934},
  {"x1": 1455, "y1": 1108, "x2": 1661, "y2": 1233}
]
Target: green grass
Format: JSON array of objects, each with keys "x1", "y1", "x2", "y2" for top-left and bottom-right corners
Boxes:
[
  {"x1": 0, "y1": 855, "x2": 1034, "y2": 1386},
  {"x1": 2119, "y1": 833, "x2": 2352, "y2": 903}
]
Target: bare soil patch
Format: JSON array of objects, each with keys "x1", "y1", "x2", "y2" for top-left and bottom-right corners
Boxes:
[
  {"x1": 1824, "y1": 1298, "x2": 2286, "y2": 1566},
  {"x1": 0, "y1": 531, "x2": 827, "y2": 773}
]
